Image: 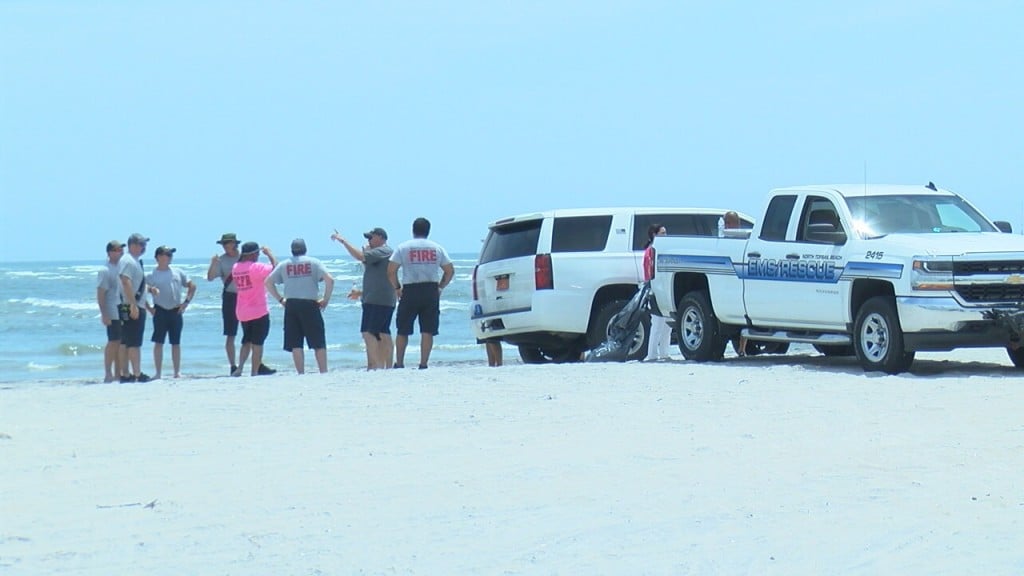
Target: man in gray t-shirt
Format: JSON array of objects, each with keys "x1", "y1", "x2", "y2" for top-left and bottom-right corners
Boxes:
[
  {"x1": 387, "y1": 217, "x2": 455, "y2": 369},
  {"x1": 97, "y1": 240, "x2": 125, "y2": 382},
  {"x1": 207, "y1": 233, "x2": 242, "y2": 374},
  {"x1": 265, "y1": 238, "x2": 335, "y2": 374},
  {"x1": 118, "y1": 232, "x2": 152, "y2": 383},
  {"x1": 332, "y1": 226, "x2": 396, "y2": 370}
]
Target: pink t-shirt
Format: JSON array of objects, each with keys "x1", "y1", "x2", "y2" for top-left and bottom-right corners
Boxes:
[{"x1": 232, "y1": 261, "x2": 274, "y2": 322}]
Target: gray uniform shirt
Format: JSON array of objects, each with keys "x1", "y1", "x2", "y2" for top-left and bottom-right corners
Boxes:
[
  {"x1": 147, "y1": 268, "x2": 190, "y2": 309},
  {"x1": 362, "y1": 245, "x2": 396, "y2": 307},
  {"x1": 96, "y1": 262, "x2": 123, "y2": 318},
  {"x1": 268, "y1": 255, "x2": 328, "y2": 300},
  {"x1": 119, "y1": 254, "x2": 148, "y2": 306},
  {"x1": 389, "y1": 238, "x2": 452, "y2": 285},
  {"x1": 217, "y1": 254, "x2": 239, "y2": 294}
]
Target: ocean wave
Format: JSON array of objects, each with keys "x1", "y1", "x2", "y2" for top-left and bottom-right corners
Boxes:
[
  {"x1": 28, "y1": 361, "x2": 62, "y2": 371},
  {"x1": 59, "y1": 342, "x2": 104, "y2": 356},
  {"x1": 8, "y1": 297, "x2": 98, "y2": 311},
  {"x1": 4, "y1": 270, "x2": 84, "y2": 280}
]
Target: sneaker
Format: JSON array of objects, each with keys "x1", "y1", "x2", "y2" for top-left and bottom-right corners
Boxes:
[
  {"x1": 418, "y1": 364, "x2": 428, "y2": 370},
  {"x1": 230, "y1": 365, "x2": 238, "y2": 376},
  {"x1": 231, "y1": 366, "x2": 243, "y2": 377},
  {"x1": 119, "y1": 374, "x2": 135, "y2": 383},
  {"x1": 393, "y1": 364, "x2": 404, "y2": 369},
  {"x1": 257, "y1": 364, "x2": 277, "y2": 376},
  {"x1": 136, "y1": 373, "x2": 151, "y2": 383}
]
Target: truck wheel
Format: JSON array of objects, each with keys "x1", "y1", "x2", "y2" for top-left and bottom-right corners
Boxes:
[
  {"x1": 812, "y1": 344, "x2": 855, "y2": 357},
  {"x1": 676, "y1": 291, "x2": 727, "y2": 362},
  {"x1": 588, "y1": 299, "x2": 651, "y2": 362},
  {"x1": 853, "y1": 296, "x2": 915, "y2": 374},
  {"x1": 518, "y1": 345, "x2": 579, "y2": 364},
  {"x1": 1007, "y1": 346, "x2": 1024, "y2": 369}
]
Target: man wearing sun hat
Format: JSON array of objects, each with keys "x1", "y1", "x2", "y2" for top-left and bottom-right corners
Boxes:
[{"x1": 207, "y1": 232, "x2": 242, "y2": 375}]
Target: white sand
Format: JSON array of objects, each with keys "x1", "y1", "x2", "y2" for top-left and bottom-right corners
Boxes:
[{"x1": 2, "y1": 349, "x2": 1022, "y2": 574}]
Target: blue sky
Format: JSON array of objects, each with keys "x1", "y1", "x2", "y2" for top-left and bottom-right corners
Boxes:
[{"x1": 2, "y1": 1, "x2": 1021, "y2": 262}]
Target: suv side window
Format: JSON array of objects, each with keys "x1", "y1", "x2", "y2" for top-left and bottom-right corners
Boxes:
[
  {"x1": 632, "y1": 214, "x2": 703, "y2": 249},
  {"x1": 552, "y1": 215, "x2": 613, "y2": 252},
  {"x1": 760, "y1": 195, "x2": 797, "y2": 241},
  {"x1": 479, "y1": 219, "x2": 542, "y2": 264}
]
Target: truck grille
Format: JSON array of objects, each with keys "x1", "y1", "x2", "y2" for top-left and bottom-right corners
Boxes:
[
  {"x1": 953, "y1": 260, "x2": 1024, "y2": 275},
  {"x1": 955, "y1": 284, "x2": 1024, "y2": 303}
]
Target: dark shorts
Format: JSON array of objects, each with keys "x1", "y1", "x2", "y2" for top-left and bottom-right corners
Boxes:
[
  {"x1": 283, "y1": 299, "x2": 326, "y2": 351},
  {"x1": 121, "y1": 310, "x2": 147, "y2": 348},
  {"x1": 241, "y1": 314, "x2": 271, "y2": 346},
  {"x1": 151, "y1": 306, "x2": 184, "y2": 345},
  {"x1": 395, "y1": 282, "x2": 440, "y2": 336},
  {"x1": 360, "y1": 303, "x2": 395, "y2": 339},
  {"x1": 105, "y1": 320, "x2": 122, "y2": 342},
  {"x1": 222, "y1": 291, "x2": 239, "y2": 337}
]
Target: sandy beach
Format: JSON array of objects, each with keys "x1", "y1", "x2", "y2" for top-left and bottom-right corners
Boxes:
[{"x1": 2, "y1": 348, "x2": 1022, "y2": 574}]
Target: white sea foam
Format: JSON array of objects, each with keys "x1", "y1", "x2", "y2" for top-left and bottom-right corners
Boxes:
[
  {"x1": 10, "y1": 297, "x2": 97, "y2": 311},
  {"x1": 27, "y1": 361, "x2": 61, "y2": 371}
]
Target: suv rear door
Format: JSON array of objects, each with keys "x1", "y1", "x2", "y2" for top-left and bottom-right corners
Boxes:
[{"x1": 474, "y1": 217, "x2": 544, "y2": 317}]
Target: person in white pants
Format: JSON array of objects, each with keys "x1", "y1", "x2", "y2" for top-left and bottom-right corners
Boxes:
[{"x1": 643, "y1": 224, "x2": 672, "y2": 361}]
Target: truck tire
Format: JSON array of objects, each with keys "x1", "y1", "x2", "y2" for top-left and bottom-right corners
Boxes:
[
  {"x1": 588, "y1": 299, "x2": 650, "y2": 362},
  {"x1": 518, "y1": 345, "x2": 580, "y2": 364},
  {"x1": 1007, "y1": 346, "x2": 1024, "y2": 369},
  {"x1": 853, "y1": 296, "x2": 915, "y2": 374},
  {"x1": 676, "y1": 291, "x2": 727, "y2": 362},
  {"x1": 812, "y1": 344, "x2": 855, "y2": 357}
]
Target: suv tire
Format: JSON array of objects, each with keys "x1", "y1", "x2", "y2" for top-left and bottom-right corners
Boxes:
[{"x1": 588, "y1": 299, "x2": 650, "y2": 362}]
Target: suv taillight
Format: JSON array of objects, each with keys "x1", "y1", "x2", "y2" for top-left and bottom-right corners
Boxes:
[
  {"x1": 535, "y1": 254, "x2": 553, "y2": 290},
  {"x1": 472, "y1": 265, "x2": 479, "y2": 300}
]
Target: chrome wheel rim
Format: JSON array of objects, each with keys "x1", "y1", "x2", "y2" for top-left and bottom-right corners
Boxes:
[
  {"x1": 681, "y1": 306, "x2": 704, "y2": 350},
  {"x1": 860, "y1": 312, "x2": 889, "y2": 362}
]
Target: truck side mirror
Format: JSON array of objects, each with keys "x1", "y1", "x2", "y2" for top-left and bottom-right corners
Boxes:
[{"x1": 993, "y1": 220, "x2": 1013, "y2": 233}]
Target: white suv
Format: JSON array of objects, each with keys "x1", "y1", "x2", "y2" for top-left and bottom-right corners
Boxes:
[{"x1": 470, "y1": 207, "x2": 755, "y2": 363}]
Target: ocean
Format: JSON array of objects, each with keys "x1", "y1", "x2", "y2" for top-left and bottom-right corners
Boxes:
[{"x1": 0, "y1": 253, "x2": 490, "y2": 383}]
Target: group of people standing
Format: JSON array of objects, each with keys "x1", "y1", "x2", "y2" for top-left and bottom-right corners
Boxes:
[{"x1": 96, "y1": 217, "x2": 454, "y2": 381}]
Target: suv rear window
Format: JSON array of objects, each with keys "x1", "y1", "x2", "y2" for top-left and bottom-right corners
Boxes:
[
  {"x1": 632, "y1": 214, "x2": 724, "y2": 250},
  {"x1": 479, "y1": 219, "x2": 542, "y2": 264},
  {"x1": 552, "y1": 215, "x2": 613, "y2": 252}
]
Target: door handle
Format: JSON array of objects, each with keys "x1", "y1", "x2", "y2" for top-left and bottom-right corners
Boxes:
[
  {"x1": 747, "y1": 252, "x2": 761, "y2": 258},
  {"x1": 786, "y1": 253, "x2": 801, "y2": 260}
]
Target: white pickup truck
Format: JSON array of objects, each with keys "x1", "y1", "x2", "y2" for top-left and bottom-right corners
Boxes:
[{"x1": 649, "y1": 183, "x2": 1024, "y2": 374}]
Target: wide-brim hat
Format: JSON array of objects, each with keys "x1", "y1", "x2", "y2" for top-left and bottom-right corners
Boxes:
[{"x1": 217, "y1": 233, "x2": 239, "y2": 245}]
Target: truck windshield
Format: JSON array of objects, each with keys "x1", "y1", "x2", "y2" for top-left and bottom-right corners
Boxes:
[{"x1": 845, "y1": 194, "x2": 997, "y2": 238}]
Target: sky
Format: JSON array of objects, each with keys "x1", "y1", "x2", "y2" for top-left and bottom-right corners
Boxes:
[{"x1": 1, "y1": 1, "x2": 1022, "y2": 262}]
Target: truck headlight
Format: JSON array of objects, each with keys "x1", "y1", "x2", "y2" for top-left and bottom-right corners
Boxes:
[{"x1": 911, "y1": 258, "x2": 954, "y2": 290}]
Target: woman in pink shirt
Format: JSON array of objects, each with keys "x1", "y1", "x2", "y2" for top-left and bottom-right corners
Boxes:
[{"x1": 232, "y1": 242, "x2": 278, "y2": 376}]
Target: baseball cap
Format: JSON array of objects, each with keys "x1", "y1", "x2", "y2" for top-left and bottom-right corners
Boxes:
[
  {"x1": 217, "y1": 233, "x2": 239, "y2": 245},
  {"x1": 291, "y1": 238, "x2": 307, "y2": 254},
  {"x1": 363, "y1": 227, "x2": 388, "y2": 240},
  {"x1": 106, "y1": 240, "x2": 125, "y2": 252},
  {"x1": 240, "y1": 241, "x2": 260, "y2": 255},
  {"x1": 154, "y1": 246, "x2": 176, "y2": 257},
  {"x1": 127, "y1": 233, "x2": 150, "y2": 245}
]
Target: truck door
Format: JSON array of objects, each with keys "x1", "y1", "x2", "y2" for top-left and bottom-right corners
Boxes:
[{"x1": 743, "y1": 195, "x2": 847, "y2": 328}]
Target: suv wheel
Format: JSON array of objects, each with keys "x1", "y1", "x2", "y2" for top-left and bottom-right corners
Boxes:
[
  {"x1": 587, "y1": 299, "x2": 650, "y2": 361},
  {"x1": 676, "y1": 291, "x2": 726, "y2": 362},
  {"x1": 853, "y1": 296, "x2": 915, "y2": 374},
  {"x1": 517, "y1": 345, "x2": 580, "y2": 364}
]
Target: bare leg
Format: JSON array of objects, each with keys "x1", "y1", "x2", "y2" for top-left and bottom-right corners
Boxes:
[
  {"x1": 235, "y1": 342, "x2": 252, "y2": 376},
  {"x1": 225, "y1": 336, "x2": 236, "y2": 368},
  {"x1": 361, "y1": 332, "x2": 377, "y2": 370},
  {"x1": 152, "y1": 343, "x2": 163, "y2": 379},
  {"x1": 128, "y1": 346, "x2": 142, "y2": 377},
  {"x1": 171, "y1": 344, "x2": 181, "y2": 378},
  {"x1": 250, "y1": 345, "x2": 264, "y2": 376},
  {"x1": 314, "y1": 348, "x2": 328, "y2": 373},
  {"x1": 382, "y1": 334, "x2": 394, "y2": 369},
  {"x1": 419, "y1": 333, "x2": 433, "y2": 368},
  {"x1": 395, "y1": 335, "x2": 409, "y2": 367},
  {"x1": 104, "y1": 341, "x2": 118, "y2": 382},
  {"x1": 118, "y1": 344, "x2": 129, "y2": 377},
  {"x1": 292, "y1": 348, "x2": 305, "y2": 374}
]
